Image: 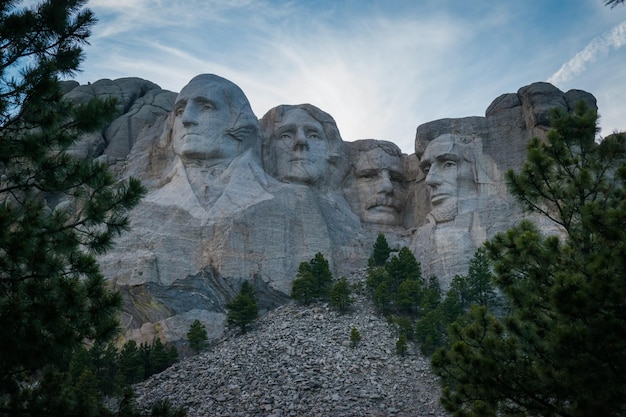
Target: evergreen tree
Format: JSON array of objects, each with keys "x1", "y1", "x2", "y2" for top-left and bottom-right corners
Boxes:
[
  {"x1": 432, "y1": 104, "x2": 626, "y2": 417},
  {"x1": 291, "y1": 253, "x2": 333, "y2": 303},
  {"x1": 119, "y1": 340, "x2": 144, "y2": 385},
  {"x1": 421, "y1": 275, "x2": 442, "y2": 312},
  {"x1": 187, "y1": 319, "x2": 208, "y2": 354},
  {"x1": 0, "y1": 1, "x2": 145, "y2": 414},
  {"x1": 309, "y1": 252, "x2": 333, "y2": 300},
  {"x1": 368, "y1": 233, "x2": 392, "y2": 267},
  {"x1": 395, "y1": 279, "x2": 422, "y2": 315},
  {"x1": 415, "y1": 308, "x2": 445, "y2": 355},
  {"x1": 227, "y1": 280, "x2": 259, "y2": 334},
  {"x1": 148, "y1": 338, "x2": 171, "y2": 375},
  {"x1": 291, "y1": 261, "x2": 315, "y2": 304},
  {"x1": 464, "y1": 247, "x2": 499, "y2": 309},
  {"x1": 349, "y1": 327, "x2": 362, "y2": 348},
  {"x1": 330, "y1": 277, "x2": 353, "y2": 313},
  {"x1": 396, "y1": 333, "x2": 408, "y2": 357},
  {"x1": 373, "y1": 281, "x2": 391, "y2": 314},
  {"x1": 365, "y1": 266, "x2": 390, "y2": 295},
  {"x1": 392, "y1": 315, "x2": 415, "y2": 341}
]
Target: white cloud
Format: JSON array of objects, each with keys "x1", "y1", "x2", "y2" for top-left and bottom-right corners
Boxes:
[
  {"x1": 70, "y1": 2, "x2": 626, "y2": 153},
  {"x1": 548, "y1": 20, "x2": 626, "y2": 85}
]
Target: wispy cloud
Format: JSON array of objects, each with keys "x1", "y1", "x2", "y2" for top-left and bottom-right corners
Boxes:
[
  {"x1": 548, "y1": 20, "x2": 626, "y2": 85},
  {"x1": 70, "y1": 2, "x2": 625, "y2": 152}
]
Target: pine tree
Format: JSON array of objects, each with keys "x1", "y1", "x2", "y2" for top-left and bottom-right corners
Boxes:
[
  {"x1": 432, "y1": 103, "x2": 626, "y2": 417},
  {"x1": 395, "y1": 279, "x2": 422, "y2": 315},
  {"x1": 227, "y1": 280, "x2": 259, "y2": 334},
  {"x1": 349, "y1": 327, "x2": 361, "y2": 348},
  {"x1": 396, "y1": 333, "x2": 408, "y2": 356},
  {"x1": 368, "y1": 233, "x2": 392, "y2": 267},
  {"x1": 291, "y1": 261, "x2": 315, "y2": 304},
  {"x1": 291, "y1": 253, "x2": 333, "y2": 303},
  {"x1": 464, "y1": 248, "x2": 499, "y2": 309},
  {"x1": 0, "y1": 1, "x2": 145, "y2": 414},
  {"x1": 187, "y1": 319, "x2": 208, "y2": 353},
  {"x1": 330, "y1": 277, "x2": 353, "y2": 313},
  {"x1": 119, "y1": 340, "x2": 144, "y2": 385},
  {"x1": 309, "y1": 252, "x2": 333, "y2": 300}
]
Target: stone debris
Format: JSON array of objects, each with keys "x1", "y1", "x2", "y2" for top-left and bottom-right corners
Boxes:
[{"x1": 134, "y1": 272, "x2": 449, "y2": 417}]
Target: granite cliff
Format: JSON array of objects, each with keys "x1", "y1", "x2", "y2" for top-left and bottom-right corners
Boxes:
[{"x1": 60, "y1": 75, "x2": 596, "y2": 345}]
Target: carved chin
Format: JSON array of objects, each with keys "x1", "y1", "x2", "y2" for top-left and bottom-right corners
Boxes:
[
  {"x1": 280, "y1": 164, "x2": 322, "y2": 185},
  {"x1": 429, "y1": 203, "x2": 458, "y2": 223}
]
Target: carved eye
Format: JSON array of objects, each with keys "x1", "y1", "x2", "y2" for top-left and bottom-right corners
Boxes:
[
  {"x1": 421, "y1": 166, "x2": 430, "y2": 174},
  {"x1": 359, "y1": 170, "x2": 379, "y2": 179},
  {"x1": 443, "y1": 161, "x2": 456, "y2": 169},
  {"x1": 202, "y1": 103, "x2": 214, "y2": 111},
  {"x1": 390, "y1": 173, "x2": 404, "y2": 182},
  {"x1": 174, "y1": 106, "x2": 185, "y2": 116},
  {"x1": 307, "y1": 132, "x2": 321, "y2": 140},
  {"x1": 280, "y1": 132, "x2": 292, "y2": 140}
]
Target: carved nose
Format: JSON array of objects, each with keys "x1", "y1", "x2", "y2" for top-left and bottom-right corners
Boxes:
[
  {"x1": 425, "y1": 167, "x2": 440, "y2": 186},
  {"x1": 181, "y1": 106, "x2": 198, "y2": 127},
  {"x1": 293, "y1": 129, "x2": 309, "y2": 151},
  {"x1": 377, "y1": 170, "x2": 393, "y2": 193}
]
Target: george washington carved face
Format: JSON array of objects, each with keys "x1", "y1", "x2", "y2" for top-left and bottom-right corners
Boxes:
[{"x1": 170, "y1": 74, "x2": 256, "y2": 164}]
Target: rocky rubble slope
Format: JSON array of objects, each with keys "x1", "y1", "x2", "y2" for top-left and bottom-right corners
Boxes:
[{"x1": 134, "y1": 271, "x2": 449, "y2": 417}]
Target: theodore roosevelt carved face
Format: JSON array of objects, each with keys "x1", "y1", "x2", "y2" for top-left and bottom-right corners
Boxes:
[{"x1": 348, "y1": 140, "x2": 407, "y2": 226}]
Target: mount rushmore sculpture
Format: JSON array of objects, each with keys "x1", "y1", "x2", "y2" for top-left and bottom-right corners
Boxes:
[{"x1": 61, "y1": 74, "x2": 597, "y2": 344}]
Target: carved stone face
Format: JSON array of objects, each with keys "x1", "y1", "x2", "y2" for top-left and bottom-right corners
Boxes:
[
  {"x1": 271, "y1": 108, "x2": 329, "y2": 185},
  {"x1": 354, "y1": 148, "x2": 405, "y2": 225},
  {"x1": 171, "y1": 76, "x2": 245, "y2": 162},
  {"x1": 420, "y1": 134, "x2": 474, "y2": 223}
]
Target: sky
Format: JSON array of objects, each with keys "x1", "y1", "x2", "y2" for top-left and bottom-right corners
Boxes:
[{"x1": 69, "y1": 0, "x2": 626, "y2": 154}]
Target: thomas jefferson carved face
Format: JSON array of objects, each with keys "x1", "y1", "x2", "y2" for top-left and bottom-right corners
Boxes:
[
  {"x1": 420, "y1": 134, "x2": 475, "y2": 223},
  {"x1": 353, "y1": 147, "x2": 405, "y2": 225},
  {"x1": 171, "y1": 75, "x2": 252, "y2": 163},
  {"x1": 271, "y1": 108, "x2": 329, "y2": 185}
]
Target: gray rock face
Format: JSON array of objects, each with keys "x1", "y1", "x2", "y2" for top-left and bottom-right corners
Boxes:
[
  {"x1": 61, "y1": 74, "x2": 599, "y2": 343},
  {"x1": 412, "y1": 82, "x2": 596, "y2": 289}
]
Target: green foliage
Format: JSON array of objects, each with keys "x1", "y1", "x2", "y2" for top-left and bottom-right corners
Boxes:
[
  {"x1": 291, "y1": 253, "x2": 333, "y2": 304},
  {"x1": 391, "y1": 315, "x2": 415, "y2": 341},
  {"x1": 291, "y1": 261, "x2": 315, "y2": 305},
  {"x1": 349, "y1": 327, "x2": 362, "y2": 348},
  {"x1": 187, "y1": 319, "x2": 208, "y2": 353},
  {"x1": 309, "y1": 252, "x2": 333, "y2": 300},
  {"x1": 368, "y1": 233, "x2": 392, "y2": 267},
  {"x1": 395, "y1": 333, "x2": 408, "y2": 357},
  {"x1": 366, "y1": 246, "x2": 424, "y2": 317},
  {"x1": 372, "y1": 281, "x2": 391, "y2": 314},
  {"x1": 464, "y1": 248, "x2": 499, "y2": 309},
  {"x1": 227, "y1": 280, "x2": 259, "y2": 334},
  {"x1": 0, "y1": 1, "x2": 146, "y2": 415},
  {"x1": 395, "y1": 279, "x2": 422, "y2": 314},
  {"x1": 118, "y1": 387, "x2": 187, "y2": 417},
  {"x1": 432, "y1": 104, "x2": 626, "y2": 416},
  {"x1": 330, "y1": 277, "x2": 353, "y2": 313},
  {"x1": 415, "y1": 308, "x2": 445, "y2": 356}
]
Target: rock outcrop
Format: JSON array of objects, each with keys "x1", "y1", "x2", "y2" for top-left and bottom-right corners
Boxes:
[
  {"x1": 61, "y1": 74, "x2": 598, "y2": 344},
  {"x1": 412, "y1": 82, "x2": 596, "y2": 288}
]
